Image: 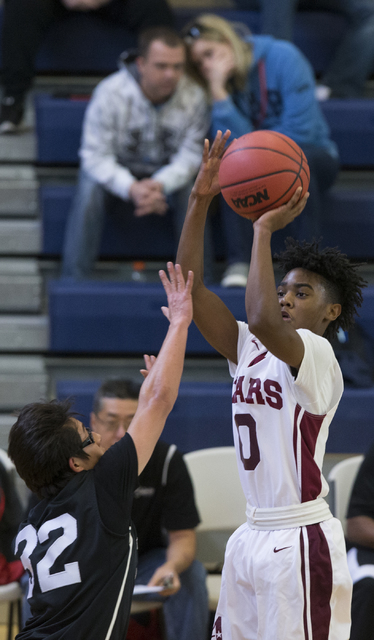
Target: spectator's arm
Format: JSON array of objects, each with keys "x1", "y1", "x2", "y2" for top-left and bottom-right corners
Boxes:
[
  {"x1": 211, "y1": 96, "x2": 255, "y2": 143},
  {"x1": 346, "y1": 516, "x2": 374, "y2": 549},
  {"x1": 152, "y1": 98, "x2": 210, "y2": 194},
  {"x1": 147, "y1": 529, "x2": 196, "y2": 595},
  {"x1": 79, "y1": 87, "x2": 137, "y2": 200},
  {"x1": 268, "y1": 42, "x2": 324, "y2": 146}
]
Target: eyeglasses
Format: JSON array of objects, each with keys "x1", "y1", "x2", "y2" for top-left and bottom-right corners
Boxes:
[
  {"x1": 94, "y1": 414, "x2": 133, "y2": 433},
  {"x1": 183, "y1": 23, "x2": 212, "y2": 41},
  {"x1": 81, "y1": 430, "x2": 95, "y2": 449}
]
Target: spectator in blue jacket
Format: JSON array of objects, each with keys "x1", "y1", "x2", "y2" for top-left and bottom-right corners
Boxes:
[
  {"x1": 234, "y1": 0, "x2": 374, "y2": 100},
  {"x1": 183, "y1": 14, "x2": 339, "y2": 288}
]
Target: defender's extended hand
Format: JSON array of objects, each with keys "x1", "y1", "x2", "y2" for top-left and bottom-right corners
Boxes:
[{"x1": 159, "y1": 263, "x2": 194, "y2": 327}]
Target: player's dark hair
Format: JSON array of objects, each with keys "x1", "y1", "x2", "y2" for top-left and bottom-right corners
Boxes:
[
  {"x1": 93, "y1": 379, "x2": 141, "y2": 414},
  {"x1": 275, "y1": 238, "x2": 367, "y2": 341},
  {"x1": 138, "y1": 26, "x2": 184, "y2": 58},
  {"x1": 8, "y1": 399, "x2": 89, "y2": 500}
]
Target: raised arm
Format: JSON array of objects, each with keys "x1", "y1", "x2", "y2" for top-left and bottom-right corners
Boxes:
[
  {"x1": 245, "y1": 188, "x2": 309, "y2": 368},
  {"x1": 128, "y1": 263, "x2": 193, "y2": 473},
  {"x1": 176, "y1": 130, "x2": 239, "y2": 363}
]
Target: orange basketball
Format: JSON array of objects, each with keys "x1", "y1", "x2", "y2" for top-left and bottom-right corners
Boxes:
[{"x1": 218, "y1": 130, "x2": 310, "y2": 220}]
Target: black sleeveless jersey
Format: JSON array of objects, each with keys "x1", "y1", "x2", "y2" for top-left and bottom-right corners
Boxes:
[{"x1": 15, "y1": 433, "x2": 138, "y2": 640}]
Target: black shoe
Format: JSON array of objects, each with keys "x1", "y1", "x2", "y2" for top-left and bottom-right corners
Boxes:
[{"x1": 0, "y1": 96, "x2": 24, "y2": 133}]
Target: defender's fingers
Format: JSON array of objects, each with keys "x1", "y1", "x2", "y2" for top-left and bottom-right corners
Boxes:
[
  {"x1": 159, "y1": 268, "x2": 172, "y2": 294},
  {"x1": 173, "y1": 263, "x2": 186, "y2": 291}
]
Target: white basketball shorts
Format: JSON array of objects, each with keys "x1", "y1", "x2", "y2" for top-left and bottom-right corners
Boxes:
[{"x1": 211, "y1": 518, "x2": 352, "y2": 640}]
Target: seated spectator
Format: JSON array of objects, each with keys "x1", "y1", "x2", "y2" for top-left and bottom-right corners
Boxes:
[
  {"x1": 183, "y1": 14, "x2": 339, "y2": 288},
  {"x1": 61, "y1": 26, "x2": 211, "y2": 282},
  {"x1": 346, "y1": 444, "x2": 374, "y2": 640},
  {"x1": 0, "y1": 0, "x2": 174, "y2": 133},
  {"x1": 90, "y1": 378, "x2": 209, "y2": 640},
  {"x1": 234, "y1": 0, "x2": 374, "y2": 99}
]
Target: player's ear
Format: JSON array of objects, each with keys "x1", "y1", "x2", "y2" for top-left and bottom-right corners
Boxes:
[
  {"x1": 69, "y1": 457, "x2": 85, "y2": 473},
  {"x1": 90, "y1": 411, "x2": 96, "y2": 430},
  {"x1": 326, "y1": 302, "x2": 341, "y2": 322}
]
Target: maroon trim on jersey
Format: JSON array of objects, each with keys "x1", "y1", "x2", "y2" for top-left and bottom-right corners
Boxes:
[
  {"x1": 307, "y1": 524, "x2": 333, "y2": 639},
  {"x1": 300, "y1": 525, "x2": 332, "y2": 640},
  {"x1": 293, "y1": 404, "x2": 302, "y2": 471},
  {"x1": 248, "y1": 351, "x2": 268, "y2": 367},
  {"x1": 297, "y1": 407, "x2": 325, "y2": 502},
  {"x1": 299, "y1": 530, "x2": 309, "y2": 639}
]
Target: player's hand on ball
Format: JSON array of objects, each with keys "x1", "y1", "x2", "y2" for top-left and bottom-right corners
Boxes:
[
  {"x1": 191, "y1": 129, "x2": 231, "y2": 199},
  {"x1": 159, "y1": 263, "x2": 194, "y2": 327},
  {"x1": 253, "y1": 187, "x2": 309, "y2": 233}
]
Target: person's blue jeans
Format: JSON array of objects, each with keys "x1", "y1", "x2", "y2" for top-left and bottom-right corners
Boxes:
[
  {"x1": 220, "y1": 143, "x2": 340, "y2": 265},
  {"x1": 61, "y1": 170, "x2": 214, "y2": 282},
  {"x1": 235, "y1": 0, "x2": 374, "y2": 97},
  {"x1": 133, "y1": 548, "x2": 209, "y2": 640}
]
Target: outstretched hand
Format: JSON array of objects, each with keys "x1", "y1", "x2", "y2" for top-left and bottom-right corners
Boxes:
[
  {"x1": 159, "y1": 263, "x2": 194, "y2": 327},
  {"x1": 253, "y1": 187, "x2": 309, "y2": 234},
  {"x1": 191, "y1": 129, "x2": 231, "y2": 199}
]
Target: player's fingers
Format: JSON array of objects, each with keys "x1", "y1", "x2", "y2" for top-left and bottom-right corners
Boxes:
[
  {"x1": 166, "y1": 261, "x2": 177, "y2": 288},
  {"x1": 161, "y1": 306, "x2": 170, "y2": 320},
  {"x1": 292, "y1": 192, "x2": 309, "y2": 218},
  {"x1": 222, "y1": 129, "x2": 231, "y2": 147},
  {"x1": 289, "y1": 186, "x2": 303, "y2": 206},
  {"x1": 159, "y1": 268, "x2": 172, "y2": 295},
  {"x1": 210, "y1": 130, "x2": 223, "y2": 156},
  {"x1": 174, "y1": 263, "x2": 186, "y2": 291},
  {"x1": 185, "y1": 269, "x2": 194, "y2": 294},
  {"x1": 202, "y1": 138, "x2": 210, "y2": 163}
]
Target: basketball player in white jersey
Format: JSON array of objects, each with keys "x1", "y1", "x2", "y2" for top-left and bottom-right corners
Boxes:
[{"x1": 177, "y1": 130, "x2": 366, "y2": 639}]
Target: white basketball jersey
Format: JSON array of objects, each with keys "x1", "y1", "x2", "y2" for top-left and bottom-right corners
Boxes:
[{"x1": 228, "y1": 322, "x2": 343, "y2": 509}]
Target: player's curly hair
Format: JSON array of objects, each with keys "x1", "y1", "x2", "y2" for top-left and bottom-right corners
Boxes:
[{"x1": 275, "y1": 238, "x2": 367, "y2": 341}]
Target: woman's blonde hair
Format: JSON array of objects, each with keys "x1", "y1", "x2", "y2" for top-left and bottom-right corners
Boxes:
[{"x1": 183, "y1": 13, "x2": 253, "y2": 93}]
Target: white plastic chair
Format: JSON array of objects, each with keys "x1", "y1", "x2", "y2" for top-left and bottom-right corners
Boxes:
[
  {"x1": 184, "y1": 447, "x2": 246, "y2": 611},
  {"x1": 328, "y1": 455, "x2": 364, "y2": 535}
]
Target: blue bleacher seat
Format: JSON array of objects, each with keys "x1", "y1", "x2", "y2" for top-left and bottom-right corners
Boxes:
[
  {"x1": 321, "y1": 100, "x2": 374, "y2": 168},
  {"x1": 56, "y1": 379, "x2": 234, "y2": 453},
  {"x1": 34, "y1": 95, "x2": 374, "y2": 169},
  {"x1": 41, "y1": 184, "x2": 175, "y2": 259},
  {"x1": 49, "y1": 282, "x2": 374, "y2": 354},
  {"x1": 0, "y1": 8, "x2": 347, "y2": 76},
  {"x1": 56, "y1": 378, "x2": 374, "y2": 454},
  {"x1": 41, "y1": 181, "x2": 374, "y2": 262},
  {"x1": 49, "y1": 281, "x2": 247, "y2": 354},
  {"x1": 35, "y1": 95, "x2": 88, "y2": 165}
]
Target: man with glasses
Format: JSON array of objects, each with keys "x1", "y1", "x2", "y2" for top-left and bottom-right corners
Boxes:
[
  {"x1": 90, "y1": 378, "x2": 209, "y2": 640},
  {"x1": 8, "y1": 263, "x2": 194, "y2": 640}
]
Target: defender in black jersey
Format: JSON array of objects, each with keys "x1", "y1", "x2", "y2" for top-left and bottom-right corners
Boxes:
[
  {"x1": 90, "y1": 378, "x2": 209, "y2": 640},
  {"x1": 8, "y1": 263, "x2": 193, "y2": 640}
]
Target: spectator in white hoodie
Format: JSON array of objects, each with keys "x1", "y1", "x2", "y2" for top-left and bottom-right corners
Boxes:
[{"x1": 62, "y1": 26, "x2": 210, "y2": 281}]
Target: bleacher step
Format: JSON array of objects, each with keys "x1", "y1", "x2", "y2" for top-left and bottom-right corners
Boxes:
[
  {"x1": 0, "y1": 220, "x2": 41, "y2": 254},
  {"x1": 0, "y1": 316, "x2": 48, "y2": 351},
  {"x1": 0, "y1": 259, "x2": 41, "y2": 311},
  {"x1": 0, "y1": 165, "x2": 38, "y2": 216},
  {"x1": 0, "y1": 356, "x2": 47, "y2": 410}
]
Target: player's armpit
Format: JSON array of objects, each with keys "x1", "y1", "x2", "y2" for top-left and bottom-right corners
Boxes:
[{"x1": 192, "y1": 286, "x2": 239, "y2": 363}]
